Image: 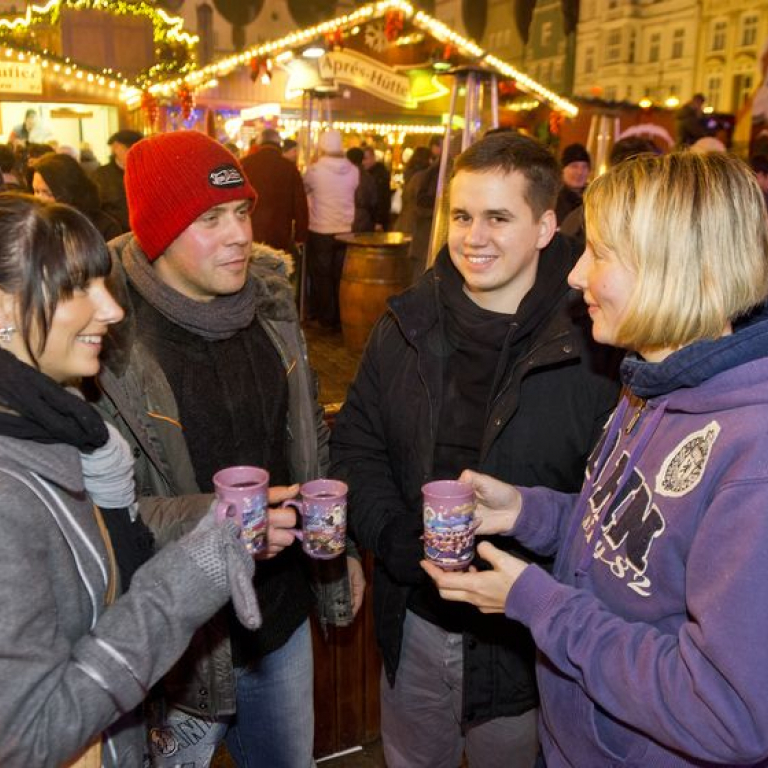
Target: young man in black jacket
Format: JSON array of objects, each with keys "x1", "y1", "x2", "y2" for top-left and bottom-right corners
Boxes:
[{"x1": 330, "y1": 133, "x2": 620, "y2": 768}]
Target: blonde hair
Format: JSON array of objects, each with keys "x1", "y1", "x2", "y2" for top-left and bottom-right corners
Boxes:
[{"x1": 584, "y1": 152, "x2": 768, "y2": 351}]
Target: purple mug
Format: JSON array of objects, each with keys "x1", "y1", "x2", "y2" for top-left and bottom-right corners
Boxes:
[
  {"x1": 213, "y1": 466, "x2": 269, "y2": 556},
  {"x1": 282, "y1": 479, "x2": 348, "y2": 559},
  {"x1": 422, "y1": 479, "x2": 477, "y2": 570}
]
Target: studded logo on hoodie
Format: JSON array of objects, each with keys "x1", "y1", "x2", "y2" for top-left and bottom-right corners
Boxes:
[{"x1": 655, "y1": 421, "x2": 720, "y2": 498}]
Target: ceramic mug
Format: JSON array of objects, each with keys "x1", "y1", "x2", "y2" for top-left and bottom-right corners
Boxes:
[
  {"x1": 422, "y1": 479, "x2": 477, "y2": 570},
  {"x1": 282, "y1": 478, "x2": 347, "y2": 559},
  {"x1": 213, "y1": 465, "x2": 269, "y2": 556}
]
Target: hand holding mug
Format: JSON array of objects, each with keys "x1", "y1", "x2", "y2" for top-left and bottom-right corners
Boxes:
[{"x1": 458, "y1": 470, "x2": 522, "y2": 536}]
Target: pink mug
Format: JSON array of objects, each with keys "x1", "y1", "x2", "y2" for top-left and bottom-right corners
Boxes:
[
  {"x1": 213, "y1": 465, "x2": 269, "y2": 556},
  {"x1": 422, "y1": 479, "x2": 477, "y2": 570},
  {"x1": 281, "y1": 478, "x2": 348, "y2": 559}
]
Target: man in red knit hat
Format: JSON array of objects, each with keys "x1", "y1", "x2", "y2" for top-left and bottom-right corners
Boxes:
[{"x1": 92, "y1": 130, "x2": 365, "y2": 767}]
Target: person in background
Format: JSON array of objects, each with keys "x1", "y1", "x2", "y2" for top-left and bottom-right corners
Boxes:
[
  {"x1": 33, "y1": 152, "x2": 122, "y2": 241},
  {"x1": 79, "y1": 144, "x2": 100, "y2": 175},
  {"x1": 98, "y1": 130, "x2": 363, "y2": 768},
  {"x1": 241, "y1": 127, "x2": 308, "y2": 255},
  {"x1": 750, "y1": 154, "x2": 768, "y2": 208},
  {"x1": 303, "y1": 129, "x2": 359, "y2": 329},
  {"x1": 0, "y1": 145, "x2": 23, "y2": 192},
  {"x1": 395, "y1": 146, "x2": 432, "y2": 242},
  {"x1": 0, "y1": 192, "x2": 259, "y2": 767},
  {"x1": 91, "y1": 129, "x2": 144, "y2": 234},
  {"x1": 560, "y1": 136, "x2": 659, "y2": 250},
  {"x1": 331, "y1": 132, "x2": 620, "y2": 768},
  {"x1": 362, "y1": 145, "x2": 392, "y2": 231},
  {"x1": 555, "y1": 143, "x2": 591, "y2": 224},
  {"x1": 346, "y1": 147, "x2": 378, "y2": 233},
  {"x1": 8, "y1": 109, "x2": 37, "y2": 146},
  {"x1": 426, "y1": 151, "x2": 768, "y2": 768},
  {"x1": 676, "y1": 92, "x2": 707, "y2": 147},
  {"x1": 283, "y1": 138, "x2": 299, "y2": 164}
]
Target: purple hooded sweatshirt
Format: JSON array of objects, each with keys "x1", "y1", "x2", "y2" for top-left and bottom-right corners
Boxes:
[{"x1": 504, "y1": 311, "x2": 768, "y2": 767}]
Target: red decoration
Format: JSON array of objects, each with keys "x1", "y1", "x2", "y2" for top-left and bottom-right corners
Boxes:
[
  {"x1": 384, "y1": 9, "x2": 404, "y2": 42},
  {"x1": 249, "y1": 56, "x2": 273, "y2": 84},
  {"x1": 325, "y1": 28, "x2": 344, "y2": 51},
  {"x1": 140, "y1": 90, "x2": 159, "y2": 129},
  {"x1": 177, "y1": 83, "x2": 195, "y2": 121},
  {"x1": 549, "y1": 111, "x2": 565, "y2": 136},
  {"x1": 498, "y1": 80, "x2": 518, "y2": 99}
]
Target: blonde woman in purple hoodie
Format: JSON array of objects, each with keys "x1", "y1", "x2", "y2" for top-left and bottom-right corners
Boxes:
[{"x1": 426, "y1": 151, "x2": 768, "y2": 767}]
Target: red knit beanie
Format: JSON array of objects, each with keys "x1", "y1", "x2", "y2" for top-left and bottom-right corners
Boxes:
[{"x1": 125, "y1": 131, "x2": 257, "y2": 261}]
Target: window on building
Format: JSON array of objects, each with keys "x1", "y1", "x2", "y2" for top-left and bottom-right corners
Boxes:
[
  {"x1": 553, "y1": 60, "x2": 562, "y2": 83},
  {"x1": 734, "y1": 73, "x2": 754, "y2": 109},
  {"x1": 626, "y1": 84, "x2": 633, "y2": 100},
  {"x1": 710, "y1": 20, "x2": 727, "y2": 52},
  {"x1": 541, "y1": 21, "x2": 552, "y2": 47},
  {"x1": 649, "y1": 32, "x2": 661, "y2": 63},
  {"x1": 707, "y1": 75, "x2": 722, "y2": 110},
  {"x1": 608, "y1": 0, "x2": 618, "y2": 10},
  {"x1": 628, "y1": 29, "x2": 636, "y2": 63},
  {"x1": 671, "y1": 28, "x2": 684, "y2": 59},
  {"x1": 741, "y1": 14, "x2": 758, "y2": 47},
  {"x1": 605, "y1": 85, "x2": 617, "y2": 100},
  {"x1": 585, "y1": 46, "x2": 595, "y2": 74},
  {"x1": 606, "y1": 29, "x2": 622, "y2": 62}
]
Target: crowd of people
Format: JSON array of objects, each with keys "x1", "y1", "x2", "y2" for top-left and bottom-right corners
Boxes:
[{"x1": 1, "y1": 112, "x2": 768, "y2": 768}]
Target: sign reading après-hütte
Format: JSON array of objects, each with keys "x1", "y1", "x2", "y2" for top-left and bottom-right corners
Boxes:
[
  {"x1": 0, "y1": 61, "x2": 43, "y2": 94},
  {"x1": 318, "y1": 50, "x2": 413, "y2": 108}
]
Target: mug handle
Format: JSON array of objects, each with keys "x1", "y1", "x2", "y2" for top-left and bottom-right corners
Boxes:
[
  {"x1": 215, "y1": 499, "x2": 239, "y2": 525},
  {"x1": 280, "y1": 500, "x2": 304, "y2": 541}
]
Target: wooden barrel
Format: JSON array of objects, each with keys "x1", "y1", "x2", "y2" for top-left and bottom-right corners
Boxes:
[{"x1": 337, "y1": 232, "x2": 412, "y2": 354}]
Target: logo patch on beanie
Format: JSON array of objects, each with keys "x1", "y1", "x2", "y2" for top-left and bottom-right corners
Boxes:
[{"x1": 209, "y1": 164, "x2": 245, "y2": 188}]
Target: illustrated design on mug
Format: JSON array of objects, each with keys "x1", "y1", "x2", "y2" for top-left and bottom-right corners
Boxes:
[
  {"x1": 282, "y1": 478, "x2": 348, "y2": 559},
  {"x1": 213, "y1": 466, "x2": 269, "y2": 556},
  {"x1": 304, "y1": 501, "x2": 346, "y2": 558},
  {"x1": 422, "y1": 480, "x2": 477, "y2": 570}
]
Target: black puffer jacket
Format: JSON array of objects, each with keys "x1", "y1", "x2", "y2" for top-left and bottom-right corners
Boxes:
[{"x1": 330, "y1": 237, "x2": 621, "y2": 725}]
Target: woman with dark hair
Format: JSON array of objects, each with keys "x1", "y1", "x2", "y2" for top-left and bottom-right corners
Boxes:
[
  {"x1": 33, "y1": 152, "x2": 122, "y2": 241},
  {"x1": 0, "y1": 193, "x2": 259, "y2": 767}
]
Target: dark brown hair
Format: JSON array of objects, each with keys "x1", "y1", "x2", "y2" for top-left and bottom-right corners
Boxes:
[
  {"x1": 452, "y1": 133, "x2": 560, "y2": 218},
  {"x1": 0, "y1": 193, "x2": 111, "y2": 363}
]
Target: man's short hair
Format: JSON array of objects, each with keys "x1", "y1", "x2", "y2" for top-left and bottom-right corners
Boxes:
[
  {"x1": 609, "y1": 137, "x2": 659, "y2": 167},
  {"x1": 452, "y1": 132, "x2": 560, "y2": 219},
  {"x1": 0, "y1": 144, "x2": 15, "y2": 173},
  {"x1": 108, "y1": 129, "x2": 144, "y2": 148},
  {"x1": 346, "y1": 147, "x2": 364, "y2": 166},
  {"x1": 260, "y1": 128, "x2": 282, "y2": 146},
  {"x1": 585, "y1": 151, "x2": 768, "y2": 351}
]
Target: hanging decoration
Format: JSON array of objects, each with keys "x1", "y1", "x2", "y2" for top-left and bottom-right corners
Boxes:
[
  {"x1": 384, "y1": 8, "x2": 404, "y2": 42},
  {"x1": 499, "y1": 80, "x2": 518, "y2": 99},
  {"x1": 549, "y1": 111, "x2": 565, "y2": 136},
  {"x1": 249, "y1": 56, "x2": 273, "y2": 84},
  {"x1": 177, "y1": 83, "x2": 195, "y2": 121},
  {"x1": 324, "y1": 28, "x2": 344, "y2": 51},
  {"x1": 140, "y1": 89, "x2": 160, "y2": 129}
]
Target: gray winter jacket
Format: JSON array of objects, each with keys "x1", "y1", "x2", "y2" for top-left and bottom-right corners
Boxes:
[
  {"x1": 0, "y1": 437, "x2": 239, "y2": 767},
  {"x1": 91, "y1": 236, "x2": 353, "y2": 717}
]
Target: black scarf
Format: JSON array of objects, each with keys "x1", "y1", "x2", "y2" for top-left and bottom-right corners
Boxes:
[{"x1": 0, "y1": 347, "x2": 107, "y2": 451}]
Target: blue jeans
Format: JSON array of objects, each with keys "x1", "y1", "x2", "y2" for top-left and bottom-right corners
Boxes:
[
  {"x1": 226, "y1": 619, "x2": 315, "y2": 768},
  {"x1": 149, "y1": 620, "x2": 315, "y2": 768}
]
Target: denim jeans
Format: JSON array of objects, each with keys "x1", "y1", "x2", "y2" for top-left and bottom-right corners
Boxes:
[
  {"x1": 148, "y1": 620, "x2": 315, "y2": 768},
  {"x1": 226, "y1": 619, "x2": 315, "y2": 767},
  {"x1": 381, "y1": 610, "x2": 539, "y2": 768}
]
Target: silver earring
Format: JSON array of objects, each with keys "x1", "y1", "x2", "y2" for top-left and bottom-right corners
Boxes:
[{"x1": 0, "y1": 326, "x2": 16, "y2": 344}]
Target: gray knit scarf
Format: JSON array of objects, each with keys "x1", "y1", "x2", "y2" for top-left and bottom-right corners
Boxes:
[{"x1": 122, "y1": 236, "x2": 259, "y2": 341}]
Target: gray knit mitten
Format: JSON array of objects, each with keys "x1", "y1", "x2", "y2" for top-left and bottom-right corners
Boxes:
[{"x1": 180, "y1": 507, "x2": 262, "y2": 630}]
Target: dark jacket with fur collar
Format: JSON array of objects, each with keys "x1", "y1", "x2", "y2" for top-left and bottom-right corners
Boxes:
[{"x1": 89, "y1": 234, "x2": 345, "y2": 718}]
